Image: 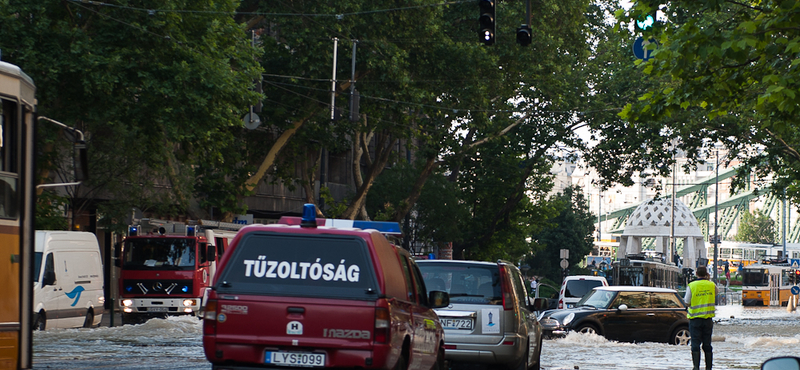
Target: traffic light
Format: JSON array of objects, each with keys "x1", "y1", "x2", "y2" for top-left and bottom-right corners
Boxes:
[
  {"x1": 793, "y1": 269, "x2": 800, "y2": 284},
  {"x1": 516, "y1": 25, "x2": 531, "y2": 46},
  {"x1": 634, "y1": 10, "x2": 658, "y2": 33},
  {"x1": 478, "y1": 0, "x2": 495, "y2": 46}
]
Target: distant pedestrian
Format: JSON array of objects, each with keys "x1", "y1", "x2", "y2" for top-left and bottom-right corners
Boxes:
[{"x1": 684, "y1": 266, "x2": 717, "y2": 370}]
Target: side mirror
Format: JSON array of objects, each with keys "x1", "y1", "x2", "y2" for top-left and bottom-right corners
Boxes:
[
  {"x1": 42, "y1": 270, "x2": 56, "y2": 286},
  {"x1": 428, "y1": 291, "x2": 450, "y2": 309},
  {"x1": 617, "y1": 304, "x2": 628, "y2": 311},
  {"x1": 762, "y1": 357, "x2": 800, "y2": 370},
  {"x1": 532, "y1": 297, "x2": 549, "y2": 311},
  {"x1": 207, "y1": 245, "x2": 216, "y2": 262}
]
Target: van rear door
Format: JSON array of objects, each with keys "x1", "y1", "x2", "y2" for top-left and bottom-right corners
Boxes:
[{"x1": 210, "y1": 232, "x2": 381, "y2": 364}]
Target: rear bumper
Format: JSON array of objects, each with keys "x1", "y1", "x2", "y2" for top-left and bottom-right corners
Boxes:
[
  {"x1": 443, "y1": 333, "x2": 525, "y2": 365},
  {"x1": 205, "y1": 340, "x2": 393, "y2": 370}
]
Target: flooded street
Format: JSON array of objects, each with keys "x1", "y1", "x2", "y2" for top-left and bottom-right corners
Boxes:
[{"x1": 33, "y1": 305, "x2": 799, "y2": 370}]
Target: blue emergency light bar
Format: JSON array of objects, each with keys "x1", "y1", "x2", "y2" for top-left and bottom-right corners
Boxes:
[
  {"x1": 128, "y1": 226, "x2": 138, "y2": 236},
  {"x1": 281, "y1": 204, "x2": 402, "y2": 235}
]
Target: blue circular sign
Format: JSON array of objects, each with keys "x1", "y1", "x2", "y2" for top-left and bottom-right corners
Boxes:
[
  {"x1": 633, "y1": 37, "x2": 658, "y2": 61},
  {"x1": 792, "y1": 286, "x2": 800, "y2": 295}
]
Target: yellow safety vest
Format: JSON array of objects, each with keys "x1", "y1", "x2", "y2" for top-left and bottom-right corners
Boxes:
[{"x1": 687, "y1": 279, "x2": 716, "y2": 319}]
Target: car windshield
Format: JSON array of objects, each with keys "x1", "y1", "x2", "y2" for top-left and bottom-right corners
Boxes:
[
  {"x1": 418, "y1": 262, "x2": 501, "y2": 305},
  {"x1": 575, "y1": 289, "x2": 616, "y2": 308},
  {"x1": 564, "y1": 279, "x2": 605, "y2": 298},
  {"x1": 122, "y1": 238, "x2": 196, "y2": 270}
]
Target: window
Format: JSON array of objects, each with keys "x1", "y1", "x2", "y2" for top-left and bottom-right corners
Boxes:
[
  {"x1": 399, "y1": 256, "x2": 416, "y2": 303},
  {"x1": 615, "y1": 291, "x2": 651, "y2": 308},
  {"x1": 652, "y1": 292, "x2": 683, "y2": 308},
  {"x1": 216, "y1": 233, "x2": 378, "y2": 300}
]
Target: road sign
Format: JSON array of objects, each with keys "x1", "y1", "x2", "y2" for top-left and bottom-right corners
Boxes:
[
  {"x1": 633, "y1": 37, "x2": 658, "y2": 61},
  {"x1": 560, "y1": 249, "x2": 569, "y2": 259},
  {"x1": 560, "y1": 259, "x2": 569, "y2": 269},
  {"x1": 792, "y1": 286, "x2": 800, "y2": 295}
]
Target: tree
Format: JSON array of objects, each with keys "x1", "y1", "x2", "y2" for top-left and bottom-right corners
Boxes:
[
  {"x1": 0, "y1": 0, "x2": 263, "y2": 227},
  {"x1": 734, "y1": 210, "x2": 776, "y2": 245},
  {"x1": 616, "y1": 1, "x2": 800, "y2": 203},
  {"x1": 526, "y1": 187, "x2": 596, "y2": 284}
]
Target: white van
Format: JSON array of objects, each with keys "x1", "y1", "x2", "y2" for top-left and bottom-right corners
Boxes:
[
  {"x1": 33, "y1": 231, "x2": 105, "y2": 330},
  {"x1": 558, "y1": 275, "x2": 608, "y2": 309}
]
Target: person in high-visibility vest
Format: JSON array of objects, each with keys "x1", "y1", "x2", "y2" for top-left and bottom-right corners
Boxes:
[{"x1": 684, "y1": 266, "x2": 718, "y2": 370}]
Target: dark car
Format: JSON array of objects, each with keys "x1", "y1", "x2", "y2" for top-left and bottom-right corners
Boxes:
[
  {"x1": 201, "y1": 204, "x2": 449, "y2": 370},
  {"x1": 537, "y1": 286, "x2": 690, "y2": 345},
  {"x1": 416, "y1": 260, "x2": 544, "y2": 370}
]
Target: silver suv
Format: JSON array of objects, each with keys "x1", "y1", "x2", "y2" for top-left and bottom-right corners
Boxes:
[{"x1": 417, "y1": 260, "x2": 543, "y2": 370}]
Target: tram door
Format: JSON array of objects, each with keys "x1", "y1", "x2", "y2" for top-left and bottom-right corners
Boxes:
[{"x1": 769, "y1": 273, "x2": 781, "y2": 306}]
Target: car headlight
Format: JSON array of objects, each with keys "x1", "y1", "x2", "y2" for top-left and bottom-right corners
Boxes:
[
  {"x1": 562, "y1": 312, "x2": 575, "y2": 326},
  {"x1": 122, "y1": 299, "x2": 133, "y2": 307}
]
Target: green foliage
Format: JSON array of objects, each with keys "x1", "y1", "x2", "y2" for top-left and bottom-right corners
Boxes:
[
  {"x1": 35, "y1": 190, "x2": 69, "y2": 230},
  {"x1": 0, "y1": 0, "x2": 262, "y2": 221},
  {"x1": 617, "y1": 1, "x2": 800, "y2": 202},
  {"x1": 526, "y1": 187, "x2": 596, "y2": 283},
  {"x1": 319, "y1": 187, "x2": 348, "y2": 219},
  {"x1": 368, "y1": 161, "x2": 468, "y2": 244},
  {"x1": 734, "y1": 210, "x2": 776, "y2": 245}
]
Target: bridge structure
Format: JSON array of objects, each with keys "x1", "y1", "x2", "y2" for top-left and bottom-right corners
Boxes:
[{"x1": 603, "y1": 166, "x2": 800, "y2": 249}]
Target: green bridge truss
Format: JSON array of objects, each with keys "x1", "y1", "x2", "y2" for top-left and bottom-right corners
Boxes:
[{"x1": 605, "y1": 166, "x2": 798, "y2": 247}]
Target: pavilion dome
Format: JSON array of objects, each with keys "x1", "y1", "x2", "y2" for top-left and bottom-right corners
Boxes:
[{"x1": 622, "y1": 198, "x2": 703, "y2": 238}]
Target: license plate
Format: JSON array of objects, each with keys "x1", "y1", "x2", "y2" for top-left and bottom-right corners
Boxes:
[
  {"x1": 566, "y1": 304, "x2": 574, "y2": 308},
  {"x1": 440, "y1": 318, "x2": 473, "y2": 330},
  {"x1": 265, "y1": 352, "x2": 326, "y2": 367},
  {"x1": 148, "y1": 307, "x2": 168, "y2": 312}
]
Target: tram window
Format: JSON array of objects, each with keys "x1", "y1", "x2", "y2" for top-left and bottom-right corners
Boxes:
[
  {"x1": 742, "y1": 270, "x2": 767, "y2": 286},
  {"x1": 1, "y1": 99, "x2": 20, "y2": 173}
]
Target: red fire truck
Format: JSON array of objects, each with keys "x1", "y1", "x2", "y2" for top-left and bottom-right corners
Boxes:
[{"x1": 117, "y1": 219, "x2": 240, "y2": 324}]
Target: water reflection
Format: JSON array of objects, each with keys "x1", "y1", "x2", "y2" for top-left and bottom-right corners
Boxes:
[
  {"x1": 32, "y1": 306, "x2": 799, "y2": 370},
  {"x1": 542, "y1": 305, "x2": 800, "y2": 370}
]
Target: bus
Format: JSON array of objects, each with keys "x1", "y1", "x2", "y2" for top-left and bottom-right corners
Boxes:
[
  {"x1": 610, "y1": 253, "x2": 687, "y2": 292},
  {"x1": 741, "y1": 263, "x2": 796, "y2": 306},
  {"x1": 0, "y1": 60, "x2": 36, "y2": 369}
]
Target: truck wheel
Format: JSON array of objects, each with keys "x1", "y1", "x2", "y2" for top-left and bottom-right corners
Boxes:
[
  {"x1": 83, "y1": 310, "x2": 94, "y2": 328},
  {"x1": 33, "y1": 311, "x2": 46, "y2": 331}
]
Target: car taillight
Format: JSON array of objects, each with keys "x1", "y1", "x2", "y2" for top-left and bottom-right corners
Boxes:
[
  {"x1": 203, "y1": 299, "x2": 218, "y2": 335},
  {"x1": 498, "y1": 265, "x2": 514, "y2": 311},
  {"x1": 558, "y1": 299, "x2": 563, "y2": 309},
  {"x1": 374, "y1": 304, "x2": 390, "y2": 344}
]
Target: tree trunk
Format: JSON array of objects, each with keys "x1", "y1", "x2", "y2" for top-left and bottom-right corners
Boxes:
[{"x1": 340, "y1": 132, "x2": 397, "y2": 219}]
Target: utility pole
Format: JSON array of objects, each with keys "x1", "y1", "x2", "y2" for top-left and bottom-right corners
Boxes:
[
  {"x1": 330, "y1": 38, "x2": 338, "y2": 120},
  {"x1": 714, "y1": 149, "x2": 719, "y2": 283}
]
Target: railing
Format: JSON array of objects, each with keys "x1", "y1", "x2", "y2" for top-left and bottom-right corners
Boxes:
[{"x1": 717, "y1": 285, "x2": 741, "y2": 305}]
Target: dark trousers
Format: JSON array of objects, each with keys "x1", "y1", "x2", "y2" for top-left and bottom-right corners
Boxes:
[{"x1": 689, "y1": 317, "x2": 714, "y2": 353}]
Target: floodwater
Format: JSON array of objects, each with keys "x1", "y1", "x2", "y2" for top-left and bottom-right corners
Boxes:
[{"x1": 32, "y1": 305, "x2": 800, "y2": 370}]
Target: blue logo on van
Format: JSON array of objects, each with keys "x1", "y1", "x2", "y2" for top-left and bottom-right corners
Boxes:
[{"x1": 65, "y1": 286, "x2": 85, "y2": 306}]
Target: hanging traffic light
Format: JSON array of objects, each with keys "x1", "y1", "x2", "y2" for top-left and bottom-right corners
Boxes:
[
  {"x1": 478, "y1": 0, "x2": 495, "y2": 46},
  {"x1": 516, "y1": 25, "x2": 531, "y2": 46}
]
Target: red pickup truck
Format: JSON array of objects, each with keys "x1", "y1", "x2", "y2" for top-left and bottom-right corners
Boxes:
[{"x1": 202, "y1": 204, "x2": 449, "y2": 370}]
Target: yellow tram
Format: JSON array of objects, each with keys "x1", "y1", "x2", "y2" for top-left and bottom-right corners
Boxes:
[
  {"x1": 741, "y1": 263, "x2": 796, "y2": 306},
  {"x1": 0, "y1": 60, "x2": 37, "y2": 368}
]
